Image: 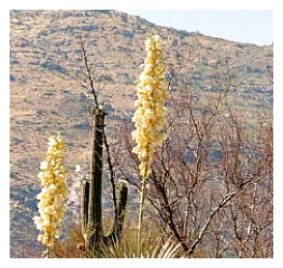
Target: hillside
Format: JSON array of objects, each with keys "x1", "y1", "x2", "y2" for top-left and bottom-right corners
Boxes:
[{"x1": 10, "y1": 10, "x2": 273, "y2": 257}]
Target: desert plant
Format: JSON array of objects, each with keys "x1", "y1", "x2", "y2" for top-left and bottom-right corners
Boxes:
[
  {"x1": 46, "y1": 218, "x2": 180, "y2": 258},
  {"x1": 79, "y1": 38, "x2": 129, "y2": 258},
  {"x1": 33, "y1": 132, "x2": 68, "y2": 257},
  {"x1": 100, "y1": 236, "x2": 182, "y2": 258},
  {"x1": 114, "y1": 52, "x2": 273, "y2": 257},
  {"x1": 132, "y1": 34, "x2": 169, "y2": 255}
]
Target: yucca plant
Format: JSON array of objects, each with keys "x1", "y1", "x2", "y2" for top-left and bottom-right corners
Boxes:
[
  {"x1": 100, "y1": 236, "x2": 182, "y2": 258},
  {"x1": 33, "y1": 132, "x2": 68, "y2": 257},
  {"x1": 132, "y1": 34, "x2": 169, "y2": 255}
]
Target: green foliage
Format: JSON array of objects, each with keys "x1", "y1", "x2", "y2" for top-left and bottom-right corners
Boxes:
[{"x1": 100, "y1": 237, "x2": 182, "y2": 258}]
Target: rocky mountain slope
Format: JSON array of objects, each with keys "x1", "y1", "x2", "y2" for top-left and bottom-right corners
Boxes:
[{"x1": 10, "y1": 10, "x2": 273, "y2": 257}]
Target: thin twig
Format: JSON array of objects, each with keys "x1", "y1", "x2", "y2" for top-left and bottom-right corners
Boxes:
[{"x1": 80, "y1": 36, "x2": 99, "y2": 108}]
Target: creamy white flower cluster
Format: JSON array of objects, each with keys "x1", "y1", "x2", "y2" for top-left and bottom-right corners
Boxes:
[
  {"x1": 132, "y1": 35, "x2": 169, "y2": 178},
  {"x1": 33, "y1": 133, "x2": 68, "y2": 248}
]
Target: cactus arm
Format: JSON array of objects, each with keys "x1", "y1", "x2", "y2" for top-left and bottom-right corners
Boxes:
[
  {"x1": 115, "y1": 181, "x2": 128, "y2": 239},
  {"x1": 105, "y1": 181, "x2": 128, "y2": 244},
  {"x1": 81, "y1": 180, "x2": 90, "y2": 237}
]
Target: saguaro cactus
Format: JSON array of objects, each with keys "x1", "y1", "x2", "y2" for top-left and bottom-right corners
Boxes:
[{"x1": 81, "y1": 108, "x2": 128, "y2": 258}]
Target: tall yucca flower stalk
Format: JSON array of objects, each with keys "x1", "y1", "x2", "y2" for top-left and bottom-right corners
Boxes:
[
  {"x1": 132, "y1": 35, "x2": 169, "y2": 256},
  {"x1": 33, "y1": 133, "x2": 68, "y2": 257}
]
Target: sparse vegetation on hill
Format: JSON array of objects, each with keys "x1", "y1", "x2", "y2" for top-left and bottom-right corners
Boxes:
[{"x1": 10, "y1": 10, "x2": 272, "y2": 258}]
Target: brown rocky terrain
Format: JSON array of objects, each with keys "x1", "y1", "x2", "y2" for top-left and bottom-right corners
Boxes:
[{"x1": 10, "y1": 10, "x2": 272, "y2": 257}]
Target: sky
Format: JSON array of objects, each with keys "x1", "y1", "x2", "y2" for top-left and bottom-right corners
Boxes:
[{"x1": 120, "y1": 10, "x2": 273, "y2": 46}]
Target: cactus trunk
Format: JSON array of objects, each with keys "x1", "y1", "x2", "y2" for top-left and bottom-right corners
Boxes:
[
  {"x1": 81, "y1": 108, "x2": 128, "y2": 258},
  {"x1": 83, "y1": 108, "x2": 104, "y2": 257}
]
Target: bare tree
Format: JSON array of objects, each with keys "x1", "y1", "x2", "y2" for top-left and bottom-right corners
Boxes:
[{"x1": 113, "y1": 52, "x2": 273, "y2": 257}]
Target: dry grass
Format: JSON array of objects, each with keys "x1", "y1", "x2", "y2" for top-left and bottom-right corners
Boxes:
[{"x1": 36, "y1": 218, "x2": 185, "y2": 258}]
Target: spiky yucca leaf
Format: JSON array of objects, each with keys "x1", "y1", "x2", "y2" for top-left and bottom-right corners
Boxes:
[{"x1": 100, "y1": 237, "x2": 182, "y2": 258}]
